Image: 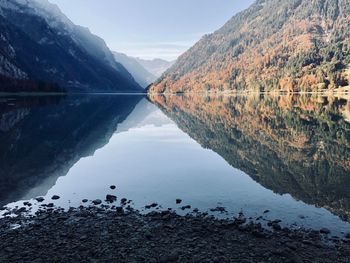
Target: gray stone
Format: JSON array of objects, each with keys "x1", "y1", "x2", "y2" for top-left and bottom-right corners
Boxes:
[{"x1": 92, "y1": 199, "x2": 102, "y2": 205}]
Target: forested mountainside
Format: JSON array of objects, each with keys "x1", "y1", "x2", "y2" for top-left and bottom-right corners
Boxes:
[
  {"x1": 0, "y1": 0, "x2": 142, "y2": 93},
  {"x1": 0, "y1": 95, "x2": 142, "y2": 206},
  {"x1": 151, "y1": 0, "x2": 350, "y2": 94},
  {"x1": 150, "y1": 94, "x2": 350, "y2": 222}
]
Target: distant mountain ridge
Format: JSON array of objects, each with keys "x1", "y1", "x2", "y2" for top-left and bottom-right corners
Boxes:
[
  {"x1": 135, "y1": 58, "x2": 174, "y2": 78},
  {"x1": 113, "y1": 52, "x2": 174, "y2": 88},
  {"x1": 0, "y1": 0, "x2": 142, "y2": 92},
  {"x1": 151, "y1": 0, "x2": 350, "y2": 93},
  {"x1": 113, "y1": 52, "x2": 156, "y2": 88}
]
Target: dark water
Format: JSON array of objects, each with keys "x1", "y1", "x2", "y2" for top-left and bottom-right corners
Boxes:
[{"x1": 1, "y1": 94, "x2": 350, "y2": 235}]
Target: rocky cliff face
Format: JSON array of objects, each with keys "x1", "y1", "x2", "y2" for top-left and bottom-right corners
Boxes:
[
  {"x1": 0, "y1": 0, "x2": 142, "y2": 92},
  {"x1": 151, "y1": 0, "x2": 350, "y2": 94},
  {"x1": 150, "y1": 94, "x2": 350, "y2": 221}
]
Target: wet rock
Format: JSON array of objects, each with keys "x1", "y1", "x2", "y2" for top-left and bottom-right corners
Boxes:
[
  {"x1": 320, "y1": 228, "x2": 331, "y2": 235},
  {"x1": 116, "y1": 207, "x2": 124, "y2": 213},
  {"x1": 92, "y1": 199, "x2": 102, "y2": 205},
  {"x1": 145, "y1": 203, "x2": 158, "y2": 209},
  {"x1": 176, "y1": 199, "x2": 182, "y2": 204},
  {"x1": 210, "y1": 207, "x2": 227, "y2": 213},
  {"x1": 47, "y1": 203, "x2": 54, "y2": 208},
  {"x1": 15, "y1": 207, "x2": 27, "y2": 215},
  {"x1": 35, "y1": 197, "x2": 45, "y2": 203},
  {"x1": 110, "y1": 185, "x2": 116, "y2": 190},
  {"x1": 272, "y1": 223, "x2": 282, "y2": 231},
  {"x1": 23, "y1": 202, "x2": 32, "y2": 207},
  {"x1": 345, "y1": 233, "x2": 350, "y2": 239},
  {"x1": 121, "y1": 198, "x2": 128, "y2": 204},
  {"x1": 82, "y1": 199, "x2": 88, "y2": 203},
  {"x1": 263, "y1": 210, "x2": 270, "y2": 214},
  {"x1": 51, "y1": 195, "x2": 60, "y2": 200},
  {"x1": 234, "y1": 216, "x2": 247, "y2": 225},
  {"x1": 106, "y1": 195, "x2": 117, "y2": 203},
  {"x1": 181, "y1": 205, "x2": 191, "y2": 210}
]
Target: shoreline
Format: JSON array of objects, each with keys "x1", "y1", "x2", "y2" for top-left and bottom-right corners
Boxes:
[{"x1": 1, "y1": 206, "x2": 349, "y2": 263}]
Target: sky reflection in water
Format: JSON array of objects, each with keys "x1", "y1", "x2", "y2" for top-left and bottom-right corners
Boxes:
[{"x1": 1, "y1": 95, "x2": 350, "y2": 235}]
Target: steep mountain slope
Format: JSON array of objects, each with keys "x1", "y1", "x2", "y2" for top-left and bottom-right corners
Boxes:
[
  {"x1": 0, "y1": 0, "x2": 142, "y2": 92},
  {"x1": 151, "y1": 0, "x2": 350, "y2": 93},
  {"x1": 136, "y1": 58, "x2": 174, "y2": 78},
  {"x1": 113, "y1": 52, "x2": 156, "y2": 88}
]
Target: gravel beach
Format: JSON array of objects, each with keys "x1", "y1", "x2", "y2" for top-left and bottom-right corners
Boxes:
[{"x1": 1, "y1": 206, "x2": 349, "y2": 263}]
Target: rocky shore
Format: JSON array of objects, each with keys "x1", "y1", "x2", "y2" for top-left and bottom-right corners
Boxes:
[{"x1": 1, "y1": 205, "x2": 350, "y2": 263}]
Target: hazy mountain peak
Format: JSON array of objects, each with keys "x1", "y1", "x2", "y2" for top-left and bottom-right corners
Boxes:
[
  {"x1": 113, "y1": 52, "x2": 175, "y2": 88},
  {"x1": 135, "y1": 57, "x2": 174, "y2": 78}
]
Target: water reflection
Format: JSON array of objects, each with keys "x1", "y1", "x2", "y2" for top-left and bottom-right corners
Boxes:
[
  {"x1": 1, "y1": 94, "x2": 350, "y2": 234},
  {"x1": 0, "y1": 95, "x2": 142, "y2": 206},
  {"x1": 150, "y1": 94, "x2": 350, "y2": 222}
]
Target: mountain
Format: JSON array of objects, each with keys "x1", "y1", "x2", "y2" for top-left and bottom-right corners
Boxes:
[
  {"x1": 150, "y1": 94, "x2": 350, "y2": 222},
  {"x1": 113, "y1": 52, "x2": 156, "y2": 88},
  {"x1": 150, "y1": 0, "x2": 350, "y2": 94},
  {"x1": 136, "y1": 58, "x2": 174, "y2": 78},
  {"x1": 0, "y1": 0, "x2": 142, "y2": 93}
]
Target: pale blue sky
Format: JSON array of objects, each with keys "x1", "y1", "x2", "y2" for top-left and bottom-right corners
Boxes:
[{"x1": 49, "y1": 0, "x2": 254, "y2": 60}]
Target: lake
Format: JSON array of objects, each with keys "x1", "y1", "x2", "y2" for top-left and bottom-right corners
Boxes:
[{"x1": 1, "y1": 94, "x2": 350, "y2": 236}]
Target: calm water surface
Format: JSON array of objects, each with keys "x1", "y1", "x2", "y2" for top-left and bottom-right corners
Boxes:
[{"x1": 1, "y1": 94, "x2": 350, "y2": 235}]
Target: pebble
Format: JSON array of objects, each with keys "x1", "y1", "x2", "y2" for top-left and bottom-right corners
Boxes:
[
  {"x1": 82, "y1": 199, "x2": 88, "y2": 203},
  {"x1": 176, "y1": 199, "x2": 182, "y2": 204},
  {"x1": 181, "y1": 205, "x2": 191, "y2": 210},
  {"x1": 36, "y1": 197, "x2": 45, "y2": 203},
  {"x1": 51, "y1": 195, "x2": 60, "y2": 200},
  {"x1": 106, "y1": 195, "x2": 117, "y2": 203},
  {"x1": 320, "y1": 228, "x2": 331, "y2": 235},
  {"x1": 272, "y1": 223, "x2": 282, "y2": 231},
  {"x1": 144, "y1": 203, "x2": 158, "y2": 209},
  {"x1": 116, "y1": 207, "x2": 124, "y2": 213},
  {"x1": 210, "y1": 207, "x2": 227, "y2": 213},
  {"x1": 110, "y1": 185, "x2": 116, "y2": 190},
  {"x1": 92, "y1": 199, "x2": 102, "y2": 205}
]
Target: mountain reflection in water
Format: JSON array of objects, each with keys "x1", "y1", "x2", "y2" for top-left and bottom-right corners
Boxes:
[
  {"x1": 0, "y1": 95, "x2": 142, "y2": 206},
  {"x1": 150, "y1": 94, "x2": 350, "y2": 222},
  {"x1": 1, "y1": 94, "x2": 350, "y2": 234}
]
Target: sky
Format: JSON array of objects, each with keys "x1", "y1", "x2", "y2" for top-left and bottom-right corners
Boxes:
[{"x1": 49, "y1": 0, "x2": 254, "y2": 61}]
